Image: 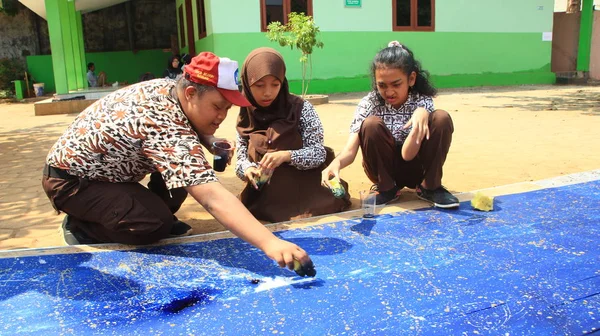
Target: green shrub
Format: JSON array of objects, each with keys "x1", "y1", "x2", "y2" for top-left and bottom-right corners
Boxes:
[
  {"x1": 0, "y1": 0, "x2": 20, "y2": 16},
  {"x1": 0, "y1": 58, "x2": 25, "y2": 94}
]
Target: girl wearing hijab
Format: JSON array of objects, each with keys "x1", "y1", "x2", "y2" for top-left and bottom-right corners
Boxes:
[
  {"x1": 163, "y1": 55, "x2": 183, "y2": 80},
  {"x1": 236, "y1": 47, "x2": 350, "y2": 222}
]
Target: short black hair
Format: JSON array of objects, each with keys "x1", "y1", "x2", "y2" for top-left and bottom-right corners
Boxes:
[
  {"x1": 176, "y1": 76, "x2": 216, "y2": 97},
  {"x1": 87, "y1": 62, "x2": 94, "y2": 70}
]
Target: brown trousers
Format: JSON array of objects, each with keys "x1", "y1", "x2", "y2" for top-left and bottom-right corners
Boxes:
[
  {"x1": 359, "y1": 110, "x2": 454, "y2": 191},
  {"x1": 240, "y1": 147, "x2": 351, "y2": 223},
  {"x1": 42, "y1": 170, "x2": 187, "y2": 245}
]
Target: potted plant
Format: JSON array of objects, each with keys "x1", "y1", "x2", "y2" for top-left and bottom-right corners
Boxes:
[{"x1": 266, "y1": 12, "x2": 328, "y2": 104}]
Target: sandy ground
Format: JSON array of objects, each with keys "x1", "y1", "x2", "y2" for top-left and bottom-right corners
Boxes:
[{"x1": 0, "y1": 84, "x2": 599, "y2": 250}]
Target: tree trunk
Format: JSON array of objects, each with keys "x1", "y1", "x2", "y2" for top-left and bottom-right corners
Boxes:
[{"x1": 567, "y1": 0, "x2": 581, "y2": 13}]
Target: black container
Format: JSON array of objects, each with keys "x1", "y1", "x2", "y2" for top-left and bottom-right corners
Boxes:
[
  {"x1": 213, "y1": 155, "x2": 227, "y2": 172},
  {"x1": 212, "y1": 141, "x2": 232, "y2": 173}
]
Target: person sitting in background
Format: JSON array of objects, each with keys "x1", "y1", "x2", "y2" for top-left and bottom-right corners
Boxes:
[
  {"x1": 87, "y1": 62, "x2": 107, "y2": 87},
  {"x1": 163, "y1": 55, "x2": 183, "y2": 80}
]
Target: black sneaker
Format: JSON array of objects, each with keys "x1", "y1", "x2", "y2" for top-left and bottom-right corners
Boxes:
[
  {"x1": 169, "y1": 220, "x2": 193, "y2": 237},
  {"x1": 60, "y1": 215, "x2": 99, "y2": 245},
  {"x1": 371, "y1": 184, "x2": 400, "y2": 205},
  {"x1": 416, "y1": 185, "x2": 460, "y2": 209}
]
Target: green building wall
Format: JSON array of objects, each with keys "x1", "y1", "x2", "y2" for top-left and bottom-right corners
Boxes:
[
  {"x1": 181, "y1": 0, "x2": 557, "y2": 94},
  {"x1": 27, "y1": 49, "x2": 173, "y2": 93}
]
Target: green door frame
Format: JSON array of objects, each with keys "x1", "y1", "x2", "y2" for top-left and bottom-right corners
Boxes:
[{"x1": 576, "y1": 0, "x2": 594, "y2": 71}]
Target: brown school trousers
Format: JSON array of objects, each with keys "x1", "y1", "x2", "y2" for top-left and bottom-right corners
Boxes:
[
  {"x1": 359, "y1": 110, "x2": 454, "y2": 192},
  {"x1": 42, "y1": 166, "x2": 187, "y2": 245}
]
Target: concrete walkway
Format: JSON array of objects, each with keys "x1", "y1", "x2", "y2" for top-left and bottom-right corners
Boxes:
[{"x1": 1, "y1": 85, "x2": 599, "y2": 250}]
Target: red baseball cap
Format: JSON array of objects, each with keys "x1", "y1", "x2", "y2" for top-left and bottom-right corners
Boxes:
[{"x1": 183, "y1": 52, "x2": 251, "y2": 107}]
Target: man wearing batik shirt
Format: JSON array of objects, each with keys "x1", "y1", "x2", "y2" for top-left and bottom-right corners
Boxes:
[{"x1": 42, "y1": 52, "x2": 313, "y2": 272}]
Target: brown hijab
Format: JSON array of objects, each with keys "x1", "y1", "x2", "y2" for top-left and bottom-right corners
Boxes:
[{"x1": 236, "y1": 48, "x2": 305, "y2": 160}]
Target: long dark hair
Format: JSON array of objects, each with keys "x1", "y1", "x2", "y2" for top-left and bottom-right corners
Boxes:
[{"x1": 370, "y1": 42, "x2": 436, "y2": 104}]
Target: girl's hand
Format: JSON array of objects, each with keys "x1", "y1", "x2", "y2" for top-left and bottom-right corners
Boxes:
[
  {"x1": 244, "y1": 166, "x2": 261, "y2": 189},
  {"x1": 321, "y1": 160, "x2": 341, "y2": 188},
  {"x1": 260, "y1": 237, "x2": 313, "y2": 271},
  {"x1": 259, "y1": 151, "x2": 291, "y2": 170},
  {"x1": 402, "y1": 108, "x2": 430, "y2": 145}
]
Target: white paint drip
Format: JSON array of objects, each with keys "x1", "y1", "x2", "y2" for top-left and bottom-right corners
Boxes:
[{"x1": 410, "y1": 315, "x2": 426, "y2": 321}]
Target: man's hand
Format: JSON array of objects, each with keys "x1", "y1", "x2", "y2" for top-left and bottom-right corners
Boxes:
[
  {"x1": 259, "y1": 151, "x2": 291, "y2": 170},
  {"x1": 186, "y1": 182, "x2": 315, "y2": 276},
  {"x1": 260, "y1": 237, "x2": 313, "y2": 272},
  {"x1": 198, "y1": 134, "x2": 218, "y2": 153},
  {"x1": 200, "y1": 135, "x2": 235, "y2": 164}
]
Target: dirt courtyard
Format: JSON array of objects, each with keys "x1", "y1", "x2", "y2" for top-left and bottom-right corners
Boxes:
[{"x1": 0, "y1": 84, "x2": 598, "y2": 250}]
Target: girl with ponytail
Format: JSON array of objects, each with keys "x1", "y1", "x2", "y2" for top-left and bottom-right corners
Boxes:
[{"x1": 322, "y1": 41, "x2": 459, "y2": 209}]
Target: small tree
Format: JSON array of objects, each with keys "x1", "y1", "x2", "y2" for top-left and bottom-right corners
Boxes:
[{"x1": 266, "y1": 12, "x2": 324, "y2": 97}]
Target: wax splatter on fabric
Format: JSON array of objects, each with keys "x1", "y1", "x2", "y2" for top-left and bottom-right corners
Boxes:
[{"x1": 0, "y1": 181, "x2": 598, "y2": 335}]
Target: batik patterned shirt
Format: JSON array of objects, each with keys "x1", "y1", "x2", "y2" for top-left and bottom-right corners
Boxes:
[
  {"x1": 46, "y1": 78, "x2": 218, "y2": 189},
  {"x1": 349, "y1": 91, "x2": 435, "y2": 142},
  {"x1": 235, "y1": 100, "x2": 326, "y2": 180}
]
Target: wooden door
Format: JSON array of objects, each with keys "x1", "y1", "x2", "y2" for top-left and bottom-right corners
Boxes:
[{"x1": 185, "y1": 0, "x2": 196, "y2": 56}]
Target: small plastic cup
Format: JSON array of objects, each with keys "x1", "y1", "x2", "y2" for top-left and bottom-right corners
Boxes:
[
  {"x1": 328, "y1": 178, "x2": 346, "y2": 198},
  {"x1": 255, "y1": 165, "x2": 273, "y2": 190},
  {"x1": 212, "y1": 141, "x2": 234, "y2": 172},
  {"x1": 360, "y1": 190, "x2": 378, "y2": 218}
]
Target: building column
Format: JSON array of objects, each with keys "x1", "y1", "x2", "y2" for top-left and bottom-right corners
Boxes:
[
  {"x1": 69, "y1": 3, "x2": 86, "y2": 89},
  {"x1": 45, "y1": 0, "x2": 86, "y2": 94},
  {"x1": 576, "y1": 0, "x2": 594, "y2": 71}
]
